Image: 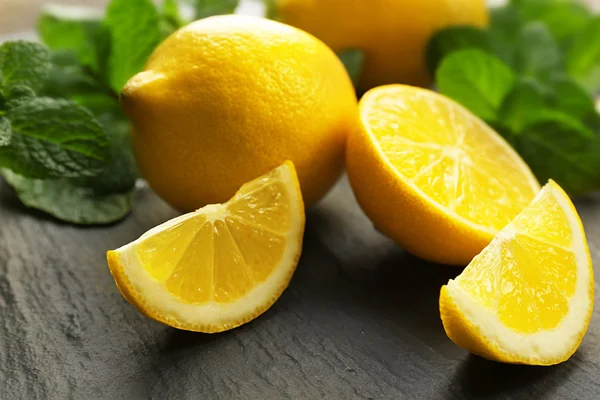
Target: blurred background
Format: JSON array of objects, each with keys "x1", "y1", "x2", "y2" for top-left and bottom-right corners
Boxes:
[
  {"x1": 0, "y1": 0, "x2": 264, "y2": 37},
  {"x1": 1, "y1": 0, "x2": 599, "y2": 37}
]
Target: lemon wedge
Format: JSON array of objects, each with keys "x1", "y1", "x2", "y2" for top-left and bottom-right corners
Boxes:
[
  {"x1": 107, "y1": 161, "x2": 305, "y2": 333},
  {"x1": 440, "y1": 180, "x2": 594, "y2": 365},
  {"x1": 346, "y1": 84, "x2": 541, "y2": 264}
]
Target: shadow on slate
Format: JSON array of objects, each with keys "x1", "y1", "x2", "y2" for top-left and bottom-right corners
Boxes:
[{"x1": 446, "y1": 354, "x2": 574, "y2": 400}]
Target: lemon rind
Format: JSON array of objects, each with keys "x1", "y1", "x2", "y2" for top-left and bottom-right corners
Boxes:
[
  {"x1": 442, "y1": 181, "x2": 593, "y2": 364},
  {"x1": 107, "y1": 162, "x2": 305, "y2": 333}
]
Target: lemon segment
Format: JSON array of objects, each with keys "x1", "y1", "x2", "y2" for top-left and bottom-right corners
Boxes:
[
  {"x1": 440, "y1": 181, "x2": 594, "y2": 365},
  {"x1": 346, "y1": 85, "x2": 540, "y2": 264},
  {"x1": 107, "y1": 161, "x2": 305, "y2": 333}
]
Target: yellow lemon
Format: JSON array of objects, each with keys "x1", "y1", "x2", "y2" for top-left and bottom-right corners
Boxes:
[
  {"x1": 440, "y1": 180, "x2": 594, "y2": 365},
  {"x1": 121, "y1": 15, "x2": 357, "y2": 212},
  {"x1": 107, "y1": 161, "x2": 305, "y2": 333},
  {"x1": 346, "y1": 85, "x2": 540, "y2": 265},
  {"x1": 276, "y1": 0, "x2": 488, "y2": 90}
]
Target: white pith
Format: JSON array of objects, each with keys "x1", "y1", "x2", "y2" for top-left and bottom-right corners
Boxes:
[
  {"x1": 110, "y1": 165, "x2": 304, "y2": 327},
  {"x1": 362, "y1": 85, "x2": 541, "y2": 236},
  {"x1": 446, "y1": 182, "x2": 593, "y2": 360}
]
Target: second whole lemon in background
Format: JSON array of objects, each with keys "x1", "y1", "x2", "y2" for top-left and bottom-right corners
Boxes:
[
  {"x1": 276, "y1": 0, "x2": 488, "y2": 91},
  {"x1": 121, "y1": 15, "x2": 357, "y2": 212}
]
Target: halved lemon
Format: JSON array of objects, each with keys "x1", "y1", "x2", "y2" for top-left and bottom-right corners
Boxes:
[
  {"x1": 346, "y1": 84, "x2": 541, "y2": 265},
  {"x1": 107, "y1": 161, "x2": 305, "y2": 333},
  {"x1": 440, "y1": 180, "x2": 594, "y2": 365}
]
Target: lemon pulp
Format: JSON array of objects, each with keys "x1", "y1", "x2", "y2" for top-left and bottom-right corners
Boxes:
[{"x1": 366, "y1": 85, "x2": 539, "y2": 232}]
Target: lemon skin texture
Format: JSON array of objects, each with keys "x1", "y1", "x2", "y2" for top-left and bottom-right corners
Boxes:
[
  {"x1": 277, "y1": 0, "x2": 488, "y2": 91},
  {"x1": 121, "y1": 15, "x2": 358, "y2": 212}
]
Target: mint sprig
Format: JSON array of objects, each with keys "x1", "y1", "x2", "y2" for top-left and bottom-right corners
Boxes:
[
  {"x1": 428, "y1": 0, "x2": 600, "y2": 196},
  {"x1": 1, "y1": 0, "x2": 244, "y2": 224}
]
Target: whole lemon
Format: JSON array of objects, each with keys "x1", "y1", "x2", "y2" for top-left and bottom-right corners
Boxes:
[
  {"x1": 276, "y1": 0, "x2": 488, "y2": 91},
  {"x1": 121, "y1": 15, "x2": 357, "y2": 212}
]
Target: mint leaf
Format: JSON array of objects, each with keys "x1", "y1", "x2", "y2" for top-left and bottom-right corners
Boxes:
[
  {"x1": 337, "y1": 49, "x2": 364, "y2": 87},
  {"x1": 193, "y1": 0, "x2": 239, "y2": 19},
  {"x1": 71, "y1": 93, "x2": 121, "y2": 118},
  {"x1": 436, "y1": 49, "x2": 516, "y2": 122},
  {"x1": 0, "y1": 117, "x2": 10, "y2": 146},
  {"x1": 3, "y1": 170, "x2": 134, "y2": 225},
  {"x1": 426, "y1": 26, "x2": 491, "y2": 74},
  {"x1": 547, "y1": 76, "x2": 596, "y2": 119},
  {"x1": 499, "y1": 78, "x2": 545, "y2": 133},
  {"x1": 37, "y1": 5, "x2": 107, "y2": 74},
  {"x1": 105, "y1": 0, "x2": 162, "y2": 93},
  {"x1": 0, "y1": 41, "x2": 51, "y2": 92},
  {"x1": 4, "y1": 85, "x2": 35, "y2": 109},
  {"x1": 566, "y1": 17, "x2": 600, "y2": 95},
  {"x1": 263, "y1": 0, "x2": 278, "y2": 20},
  {"x1": 489, "y1": 5, "x2": 522, "y2": 65},
  {"x1": 528, "y1": 3, "x2": 591, "y2": 44},
  {"x1": 0, "y1": 98, "x2": 109, "y2": 179},
  {"x1": 84, "y1": 112, "x2": 138, "y2": 194},
  {"x1": 40, "y1": 51, "x2": 104, "y2": 99},
  {"x1": 162, "y1": 0, "x2": 185, "y2": 32},
  {"x1": 510, "y1": 112, "x2": 600, "y2": 196},
  {"x1": 514, "y1": 22, "x2": 561, "y2": 78}
]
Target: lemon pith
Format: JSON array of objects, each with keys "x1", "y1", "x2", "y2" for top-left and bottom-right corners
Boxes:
[
  {"x1": 107, "y1": 161, "x2": 305, "y2": 333},
  {"x1": 122, "y1": 15, "x2": 357, "y2": 212},
  {"x1": 346, "y1": 85, "x2": 540, "y2": 265},
  {"x1": 440, "y1": 181, "x2": 594, "y2": 365}
]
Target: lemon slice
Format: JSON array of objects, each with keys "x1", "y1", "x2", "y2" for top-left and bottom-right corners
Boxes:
[
  {"x1": 440, "y1": 180, "x2": 594, "y2": 365},
  {"x1": 107, "y1": 161, "x2": 305, "y2": 333},
  {"x1": 346, "y1": 84, "x2": 541, "y2": 264}
]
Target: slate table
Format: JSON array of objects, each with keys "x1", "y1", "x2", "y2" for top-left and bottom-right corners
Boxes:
[{"x1": 1, "y1": 175, "x2": 600, "y2": 399}]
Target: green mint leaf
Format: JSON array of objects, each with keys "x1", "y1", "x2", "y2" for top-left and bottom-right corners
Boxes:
[
  {"x1": 426, "y1": 26, "x2": 491, "y2": 75},
  {"x1": 499, "y1": 78, "x2": 545, "y2": 133},
  {"x1": 2, "y1": 170, "x2": 134, "y2": 225},
  {"x1": 436, "y1": 49, "x2": 516, "y2": 122},
  {"x1": 527, "y1": 3, "x2": 591, "y2": 44},
  {"x1": 0, "y1": 117, "x2": 11, "y2": 146},
  {"x1": 566, "y1": 17, "x2": 600, "y2": 95},
  {"x1": 37, "y1": 5, "x2": 108, "y2": 74},
  {"x1": 337, "y1": 49, "x2": 364, "y2": 87},
  {"x1": 489, "y1": 5, "x2": 522, "y2": 66},
  {"x1": 194, "y1": 0, "x2": 239, "y2": 19},
  {"x1": 263, "y1": 0, "x2": 278, "y2": 20},
  {"x1": 105, "y1": 0, "x2": 162, "y2": 93},
  {"x1": 83, "y1": 111, "x2": 138, "y2": 194},
  {"x1": 0, "y1": 98, "x2": 109, "y2": 179},
  {"x1": 547, "y1": 75, "x2": 596, "y2": 120},
  {"x1": 162, "y1": 0, "x2": 185, "y2": 33},
  {"x1": 0, "y1": 41, "x2": 51, "y2": 92},
  {"x1": 40, "y1": 51, "x2": 105, "y2": 99},
  {"x1": 71, "y1": 93, "x2": 121, "y2": 118},
  {"x1": 4, "y1": 85, "x2": 35, "y2": 109},
  {"x1": 510, "y1": 111, "x2": 600, "y2": 196},
  {"x1": 514, "y1": 22, "x2": 561, "y2": 78}
]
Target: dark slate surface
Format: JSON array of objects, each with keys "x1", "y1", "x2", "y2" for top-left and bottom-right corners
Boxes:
[{"x1": 1, "y1": 176, "x2": 600, "y2": 400}]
